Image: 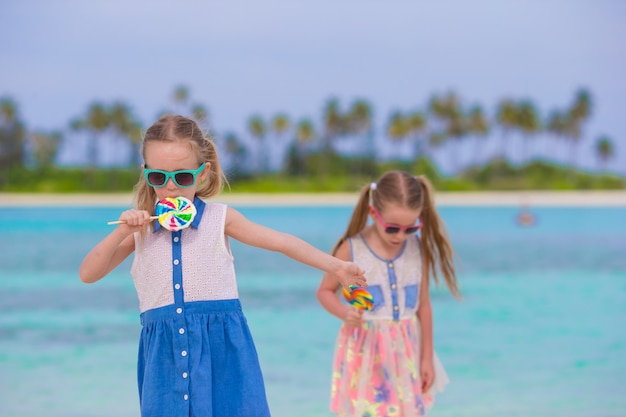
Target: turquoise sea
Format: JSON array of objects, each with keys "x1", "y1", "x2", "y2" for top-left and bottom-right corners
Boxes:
[{"x1": 1, "y1": 203, "x2": 625, "y2": 417}]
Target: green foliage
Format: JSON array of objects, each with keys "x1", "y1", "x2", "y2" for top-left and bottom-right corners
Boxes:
[
  {"x1": 2, "y1": 166, "x2": 141, "y2": 192},
  {"x1": 2, "y1": 156, "x2": 623, "y2": 193},
  {"x1": 461, "y1": 159, "x2": 625, "y2": 190}
]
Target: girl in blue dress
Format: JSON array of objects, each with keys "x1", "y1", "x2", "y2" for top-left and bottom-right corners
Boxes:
[{"x1": 79, "y1": 114, "x2": 366, "y2": 417}]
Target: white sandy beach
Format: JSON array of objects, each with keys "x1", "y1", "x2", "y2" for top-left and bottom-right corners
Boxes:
[{"x1": 1, "y1": 190, "x2": 626, "y2": 207}]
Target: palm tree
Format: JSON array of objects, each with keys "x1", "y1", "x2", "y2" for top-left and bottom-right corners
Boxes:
[
  {"x1": 224, "y1": 132, "x2": 247, "y2": 177},
  {"x1": 428, "y1": 93, "x2": 465, "y2": 170},
  {"x1": 31, "y1": 131, "x2": 62, "y2": 170},
  {"x1": 546, "y1": 110, "x2": 567, "y2": 162},
  {"x1": 70, "y1": 102, "x2": 109, "y2": 167},
  {"x1": 595, "y1": 135, "x2": 614, "y2": 172},
  {"x1": 564, "y1": 89, "x2": 592, "y2": 170},
  {"x1": 270, "y1": 113, "x2": 291, "y2": 173},
  {"x1": 322, "y1": 98, "x2": 344, "y2": 154},
  {"x1": 496, "y1": 98, "x2": 518, "y2": 162},
  {"x1": 347, "y1": 99, "x2": 373, "y2": 153},
  {"x1": 386, "y1": 112, "x2": 410, "y2": 157},
  {"x1": 0, "y1": 96, "x2": 26, "y2": 182},
  {"x1": 288, "y1": 119, "x2": 316, "y2": 176},
  {"x1": 295, "y1": 119, "x2": 315, "y2": 146},
  {"x1": 345, "y1": 99, "x2": 374, "y2": 177},
  {"x1": 271, "y1": 113, "x2": 290, "y2": 137},
  {"x1": 429, "y1": 92, "x2": 466, "y2": 173},
  {"x1": 407, "y1": 111, "x2": 427, "y2": 159},
  {"x1": 467, "y1": 105, "x2": 489, "y2": 166},
  {"x1": 247, "y1": 115, "x2": 267, "y2": 173},
  {"x1": 0, "y1": 96, "x2": 18, "y2": 122},
  {"x1": 109, "y1": 101, "x2": 143, "y2": 166},
  {"x1": 570, "y1": 89, "x2": 592, "y2": 122},
  {"x1": 127, "y1": 122, "x2": 144, "y2": 166},
  {"x1": 516, "y1": 101, "x2": 541, "y2": 164},
  {"x1": 172, "y1": 85, "x2": 190, "y2": 114},
  {"x1": 191, "y1": 103, "x2": 210, "y2": 132},
  {"x1": 386, "y1": 112, "x2": 408, "y2": 139}
]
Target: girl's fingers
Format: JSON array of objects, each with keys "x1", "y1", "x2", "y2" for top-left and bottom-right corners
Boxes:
[
  {"x1": 421, "y1": 372, "x2": 433, "y2": 391},
  {"x1": 119, "y1": 210, "x2": 152, "y2": 227}
]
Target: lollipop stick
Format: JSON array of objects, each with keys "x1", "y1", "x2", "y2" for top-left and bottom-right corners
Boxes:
[{"x1": 107, "y1": 216, "x2": 159, "y2": 225}]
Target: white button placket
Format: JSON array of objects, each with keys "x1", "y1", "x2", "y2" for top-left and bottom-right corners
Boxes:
[
  {"x1": 388, "y1": 262, "x2": 400, "y2": 321},
  {"x1": 171, "y1": 229, "x2": 191, "y2": 407}
]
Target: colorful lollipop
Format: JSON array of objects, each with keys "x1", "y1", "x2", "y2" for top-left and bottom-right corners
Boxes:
[
  {"x1": 342, "y1": 286, "x2": 374, "y2": 311},
  {"x1": 107, "y1": 196, "x2": 197, "y2": 232},
  {"x1": 155, "y1": 196, "x2": 197, "y2": 231}
]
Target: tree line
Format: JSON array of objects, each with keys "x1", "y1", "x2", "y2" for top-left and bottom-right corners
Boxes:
[{"x1": 0, "y1": 85, "x2": 620, "y2": 190}]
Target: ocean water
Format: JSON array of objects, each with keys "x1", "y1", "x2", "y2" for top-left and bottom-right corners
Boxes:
[{"x1": 1, "y1": 203, "x2": 625, "y2": 417}]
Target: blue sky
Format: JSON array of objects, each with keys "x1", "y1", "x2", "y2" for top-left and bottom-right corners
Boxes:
[{"x1": 1, "y1": 0, "x2": 625, "y2": 174}]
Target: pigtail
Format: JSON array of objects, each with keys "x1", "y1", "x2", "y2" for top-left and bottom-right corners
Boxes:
[
  {"x1": 416, "y1": 175, "x2": 461, "y2": 299},
  {"x1": 331, "y1": 183, "x2": 372, "y2": 255},
  {"x1": 132, "y1": 130, "x2": 157, "y2": 240}
]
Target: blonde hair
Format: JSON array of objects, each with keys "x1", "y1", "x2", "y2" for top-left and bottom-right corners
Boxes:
[
  {"x1": 133, "y1": 114, "x2": 228, "y2": 223},
  {"x1": 333, "y1": 170, "x2": 460, "y2": 298}
]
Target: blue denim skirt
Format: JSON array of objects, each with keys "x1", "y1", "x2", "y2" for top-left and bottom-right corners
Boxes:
[{"x1": 137, "y1": 299, "x2": 271, "y2": 417}]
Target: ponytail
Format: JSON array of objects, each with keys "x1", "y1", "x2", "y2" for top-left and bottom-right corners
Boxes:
[
  {"x1": 195, "y1": 137, "x2": 228, "y2": 199},
  {"x1": 132, "y1": 168, "x2": 157, "y2": 241},
  {"x1": 416, "y1": 175, "x2": 461, "y2": 298},
  {"x1": 331, "y1": 182, "x2": 372, "y2": 255}
]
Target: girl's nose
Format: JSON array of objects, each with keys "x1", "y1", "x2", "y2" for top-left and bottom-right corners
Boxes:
[{"x1": 165, "y1": 178, "x2": 178, "y2": 189}]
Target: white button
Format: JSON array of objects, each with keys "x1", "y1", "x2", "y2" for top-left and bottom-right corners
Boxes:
[
  {"x1": 175, "y1": 284, "x2": 181, "y2": 290},
  {"x1": 184, "y1": 394, "x2": 189, "y2": 401},
  {"x1": 391, "y1": 284, "x2": 396, "y2": 289},
  {"x1": 174, "y1": 259, "x2": 180, "y2": 265},
  {"x1": 173, "y1": 237, "x2": 179, "y2": 242},
  {"x1": 393, "y1": 306, "x2": 399, "y2": 310},
  {"x1": 182, "y1": 372, "x2": 188, "y2": 379},
  {"x1": 176, "y1": 308, "x2": 183, "y2": 314},
  {"x1": 179, "y1": 328, "x2": 185, "y2": 334},
  {"x1": 181, "y1": 350, "x2": 187, "y2": 357},
  {"x1": 388, "y1": 263, "x2": 393, "y2": 268}
]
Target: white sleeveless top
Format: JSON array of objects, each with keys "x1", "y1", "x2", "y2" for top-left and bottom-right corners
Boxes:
[
  {"x1": 131, "y1": 201, "x2": 239, "y2": 313},
  {"x1": 349, "y1": 233, "x2": 423, "y2": 321}
]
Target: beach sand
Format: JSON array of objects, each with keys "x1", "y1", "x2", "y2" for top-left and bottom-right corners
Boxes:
[{"x1": 2, "y1": 190, "x2": 626, "y2": 207}]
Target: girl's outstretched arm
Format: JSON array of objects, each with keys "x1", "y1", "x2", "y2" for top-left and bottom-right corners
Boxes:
[
  {"x1": 316, "y1": 240, "x2": 363, "y2": 326},
  {"x1": 225, "y1": 207, "x2": 366, "y2": 289},
  {"x1": 79, "y1": 209, "x2": 149, "y2": 283}
]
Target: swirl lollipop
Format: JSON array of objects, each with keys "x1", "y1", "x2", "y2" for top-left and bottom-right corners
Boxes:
[
  {"x1": 154, "y1": 197, "x2": 197, "y2": 231},
  {"x1": 108, "y1": 196, "x2": 197, "y2": 232},
  {"x1": 342, "y1": 286, "x2": 374, "y2": 311}
]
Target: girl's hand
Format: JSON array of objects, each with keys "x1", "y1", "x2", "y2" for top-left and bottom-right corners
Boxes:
[
  {"x1": 336, "y1": 261, "x2": 367, "y2": 290},
  {"x1": 116, "y1": 209, "x2": 153, "y2": 234},
  {"x1": 344, "y1": 307, "x2": 363, "y2": 328},
  {"x1": 421, "y1": 357, "x2": 435, "y2": 393}
]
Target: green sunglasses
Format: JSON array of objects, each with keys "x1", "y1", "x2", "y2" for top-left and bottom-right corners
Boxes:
[{"x1": 144, "y1": 163, "x2": 206, "y2": 188}]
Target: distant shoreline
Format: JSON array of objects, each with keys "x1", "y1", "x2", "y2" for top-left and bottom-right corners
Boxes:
[{"x1": 2, "y1": 191, "x2": 626, "y2": 207}]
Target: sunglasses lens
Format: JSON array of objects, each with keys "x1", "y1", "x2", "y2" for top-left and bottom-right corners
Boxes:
[
  {"x1": 405, "y1": 227, "x2": 420, "y2": 234},
  {"x1": 385, "y1": 227, "x2": 401, "y2": 234},
  {"x1": 175, "y1": 173, "x2": 195, "y2": 187},
  {"x1": 147, "y1": 172, "x2": 166, "y2": 186}
]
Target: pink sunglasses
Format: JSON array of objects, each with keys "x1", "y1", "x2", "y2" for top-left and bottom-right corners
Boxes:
[{"x1": 370, "y1": 205, "x2": 422, "y2": 234}]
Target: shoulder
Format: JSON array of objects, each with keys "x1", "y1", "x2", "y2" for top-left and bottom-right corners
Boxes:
[
  {"x1": 334, "y1": 238, "x2": 352, "y2": 261},
  {"x1": 223, "y1": 206, "x2": 252, "y2": 234},
  {"x1": 200, "y1": 202, "x2": 228, "y2": 218},
  {"x1": 203, "y1": 201, "x2": 227, "y2": 211}
]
